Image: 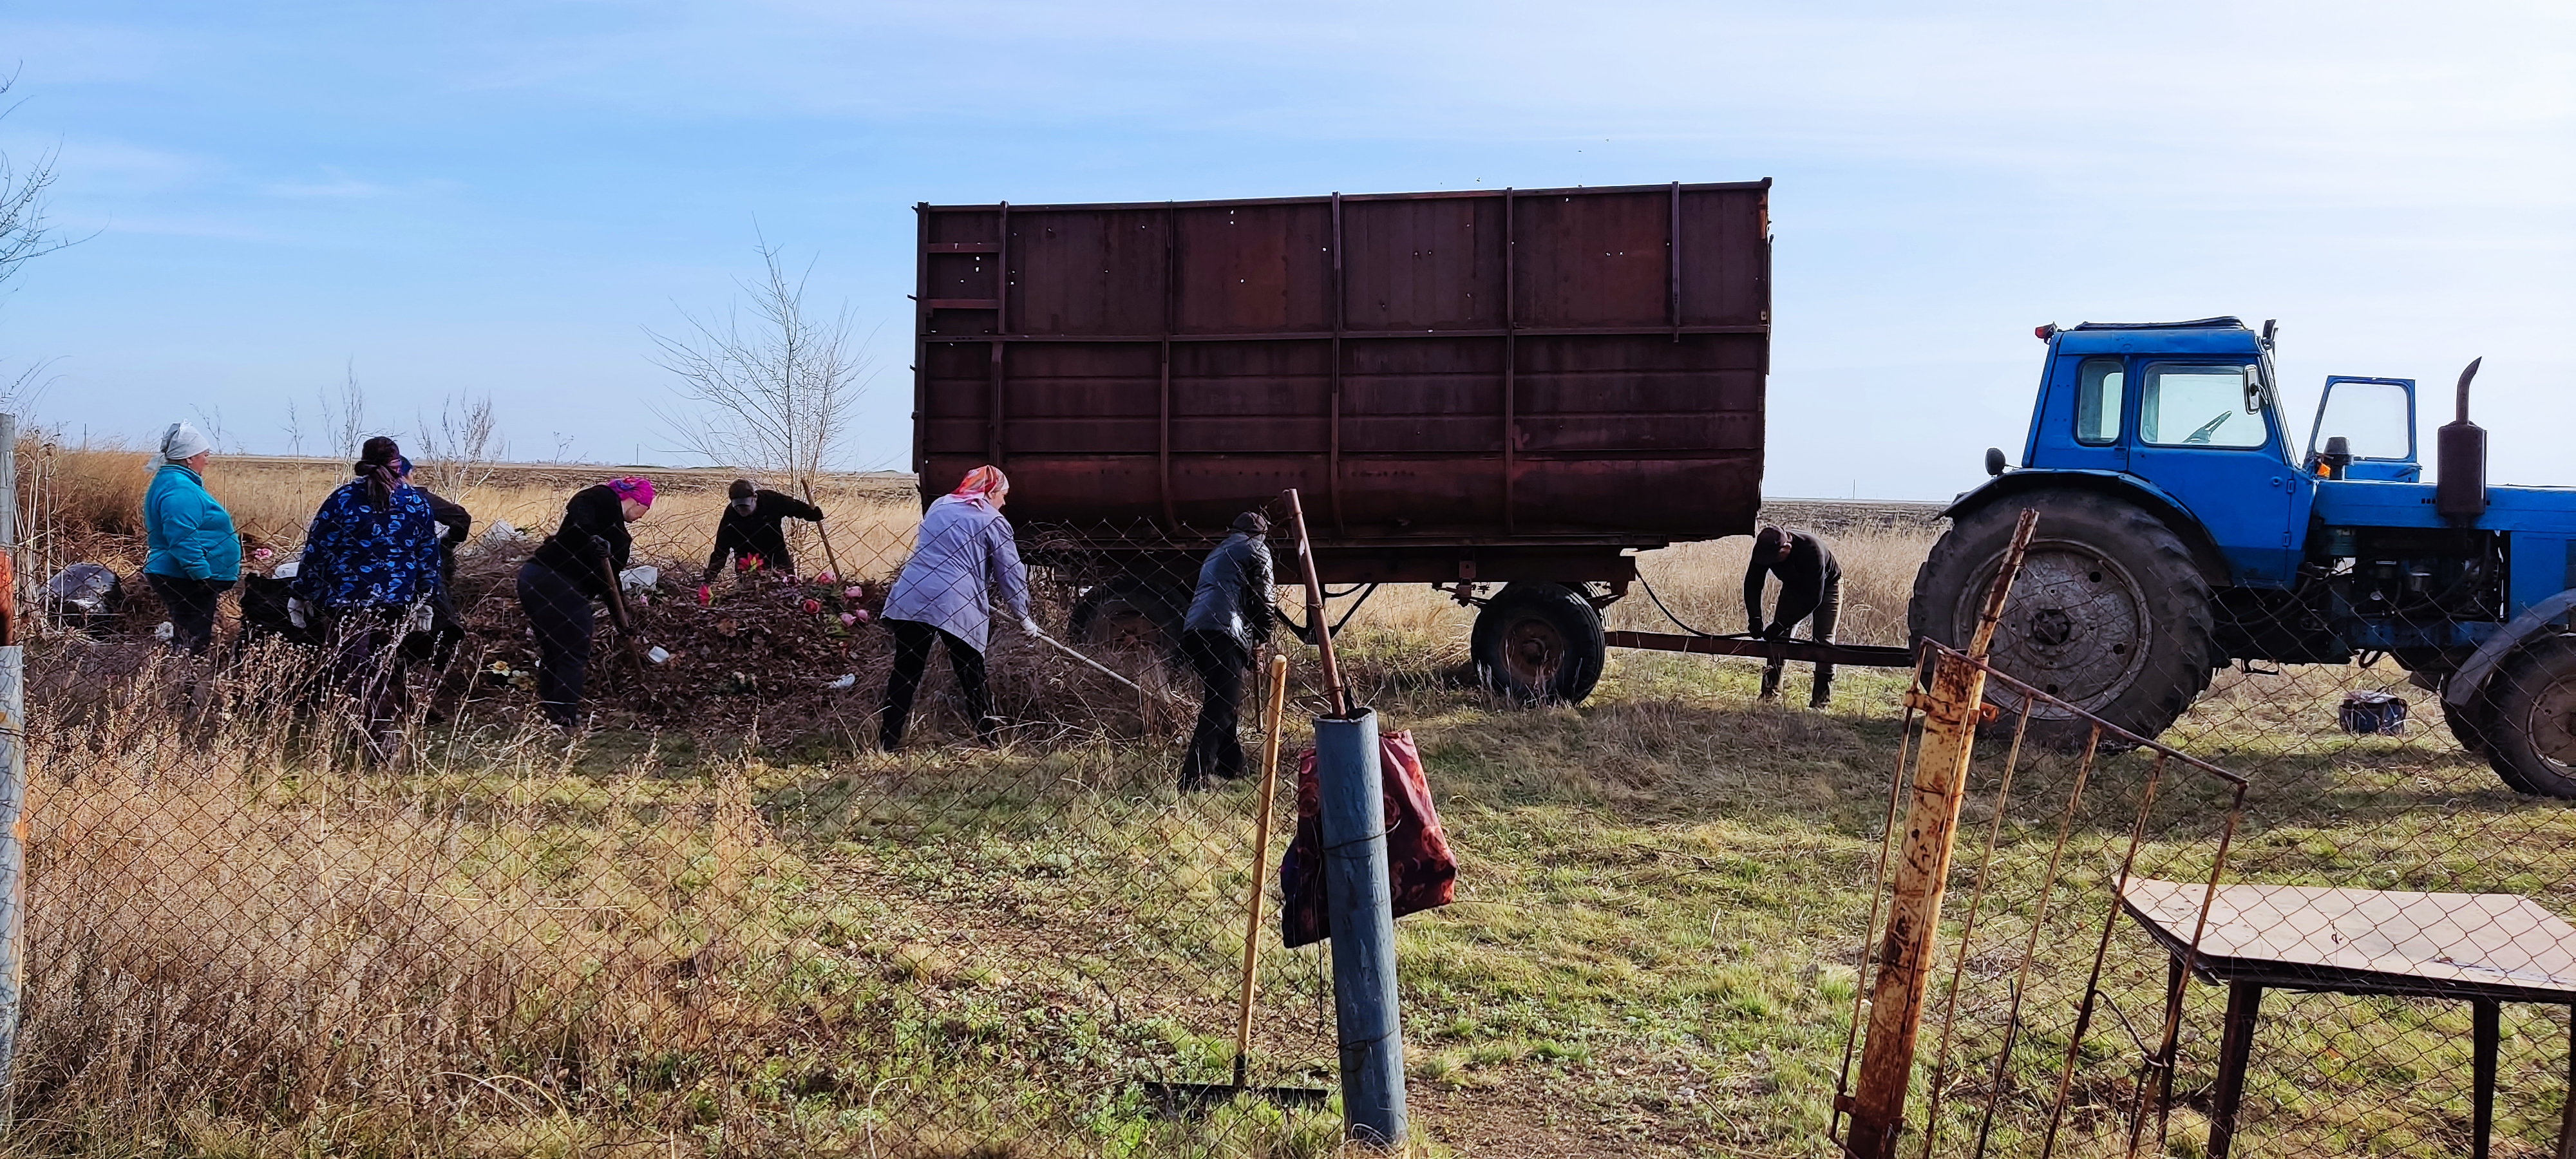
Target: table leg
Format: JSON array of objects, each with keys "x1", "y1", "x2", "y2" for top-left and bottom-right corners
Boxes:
[
  {"x1": 2558, "y1": 1005, "x2": 2574, "y2": 1159},
  {"x1": 2474, "y1": 999, "x2": 2498, "y2": 1159},
  {"x1": 2210, "y1": 982, "x2": 2263, "y2": 1159},
  {"x1": 2147, "y1": 952, "x2": 2188, "y2": 1149}
]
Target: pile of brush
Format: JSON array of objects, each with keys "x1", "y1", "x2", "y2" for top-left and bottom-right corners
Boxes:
[{"x1": 440, "y1": 543, "x2": 1188, "y2": 746}]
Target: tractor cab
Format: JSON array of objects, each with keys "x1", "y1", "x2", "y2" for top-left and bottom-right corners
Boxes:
[
  {"x1": 2016, "y1": 317, "x2": 2312, "y2": 587},
  {"x1": 2305, "y1": 376, "x2": 2420, "y2": 482}
]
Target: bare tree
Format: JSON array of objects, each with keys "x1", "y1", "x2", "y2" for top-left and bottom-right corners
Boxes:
[
  {"x1": 649, "y1": 240, "x2": 869, "y2": 484},
  {"x1": 0, "y1": 70, "x2": 85, "y2": 414},
  {"x1": 411, "y1": 393, "x2": 506, "y2": 496}
]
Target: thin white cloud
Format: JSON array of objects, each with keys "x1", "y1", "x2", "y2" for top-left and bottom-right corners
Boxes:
[{"x1": 260, "y1": 173, "x2": 393, "y2": 199}]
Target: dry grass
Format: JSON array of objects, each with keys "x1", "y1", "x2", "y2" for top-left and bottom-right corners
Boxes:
[{"x1": 15, "y1": 447, "x2": 2560, "y2": 1157}]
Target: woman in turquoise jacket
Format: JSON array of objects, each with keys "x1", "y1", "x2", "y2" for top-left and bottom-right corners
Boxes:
[{"x1": 141, "y1": 422, "x2": 242, "y2": 655}]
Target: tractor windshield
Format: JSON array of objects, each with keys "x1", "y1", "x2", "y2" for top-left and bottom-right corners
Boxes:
[{"x1": 2139, "y1": 363, "x2": 2271, "y2": 449}]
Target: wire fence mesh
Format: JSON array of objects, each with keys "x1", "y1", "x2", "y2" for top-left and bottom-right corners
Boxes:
[
  {"x1": 14, "y1": 480, "x2": 1381, "y2": 1156},
  {"x1": 9, "y1": 471, "x2": 2576, "y2": 1157},
  {"x1": 1835, "y1": 630, "x2": 2576, "y2": 1159}
]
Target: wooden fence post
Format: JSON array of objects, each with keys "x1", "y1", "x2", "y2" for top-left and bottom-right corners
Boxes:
[{"x1": 1841, "y1": 509, "x2": 2038, "y2": 1158}]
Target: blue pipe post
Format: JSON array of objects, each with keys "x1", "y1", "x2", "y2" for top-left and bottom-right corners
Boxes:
[{"x1": 1314, "y1": 707, "x2": 1406, "y2": 1147}]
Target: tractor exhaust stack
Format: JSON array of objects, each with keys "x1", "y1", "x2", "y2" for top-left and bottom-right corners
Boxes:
[{"x1": 2437, "y1": 357, "x2": 2487, "y2": 523}]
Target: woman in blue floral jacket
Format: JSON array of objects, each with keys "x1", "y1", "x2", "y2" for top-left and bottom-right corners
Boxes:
[{"x1": 294, "y1": 436, "x2": 443, "y2": 762}]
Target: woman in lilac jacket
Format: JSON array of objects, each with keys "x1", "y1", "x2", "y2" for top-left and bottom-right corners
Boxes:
[{"x1": 876, "y1": 466, "x2": 1033, "y2": 749}]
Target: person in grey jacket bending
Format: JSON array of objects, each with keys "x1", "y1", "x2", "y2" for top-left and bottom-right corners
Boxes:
[
  {"x1": 1180, "y1": 511, "x2": 1276, "y2": 788},
  {"x1": 876, "y1": 466, "x2": 1033, "y2": 749}
]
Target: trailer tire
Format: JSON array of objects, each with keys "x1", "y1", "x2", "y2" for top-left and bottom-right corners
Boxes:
[
  {"x1": 2476, "y1": 634, "x2": 2576, "y2": 798},
  {"x1": 1910, "y1": 493, "x2": 2217, "y2": 749},
  {"x1": 1472, "y1": 582, "x2": 1606, "y2": 704},
  {"x1": 1068, "y1": 577, "x2": 1186, "y2": 656}
]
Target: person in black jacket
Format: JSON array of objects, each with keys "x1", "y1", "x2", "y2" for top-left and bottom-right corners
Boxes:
[
  {"x1": 1179, "y1": 511, "x2": 1276, "y2": 789},
  {"x1": 703, "y1": 479, "x2": 824, "y2": 583},
  {"x1": 518, "y1": 476, "x2": 652, "y2": 727},
  {"x1": 396, "y1": 456, "x2": 473, "y2": 666},
  {"x1": 1744, "y1": 525, "x2": 1842, "y2": 708}
]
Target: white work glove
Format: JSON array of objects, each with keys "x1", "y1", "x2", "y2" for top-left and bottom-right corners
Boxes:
[{"x1": 1020, "y1": 615, "x2": 1043, "y2": 637}]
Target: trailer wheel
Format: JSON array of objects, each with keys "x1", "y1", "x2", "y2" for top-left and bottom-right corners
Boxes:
[
  {"x1": 1069, "y1": 578, "x2": 1185, "y2": 655},
  {"x1": 1909, "y1": 493, "x2": 2216, "y2": 748},
  {"x1": 1471, "y1": 582, "x2": 1606, "y2": 704},
  {"x1": 2477, "y1": 634, "x2": 2576, "y2": 798}
]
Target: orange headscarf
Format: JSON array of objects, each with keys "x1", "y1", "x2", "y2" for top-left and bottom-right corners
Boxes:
[{"x1": 949, "y1": 465, "x2": 1009, "y2": 507}]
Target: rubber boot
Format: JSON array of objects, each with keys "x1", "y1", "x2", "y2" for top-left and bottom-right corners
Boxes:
[
  {"x1": 1809, "y1": 670, "x2": 1835, "y2": 710},
  {"x1": 1759, "y1": 664, "x2": 1783, "y2": 702}
]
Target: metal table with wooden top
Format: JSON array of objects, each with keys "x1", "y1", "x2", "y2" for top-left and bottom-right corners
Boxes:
[{"x1": 2123, "y1": 879, "x2": 2576, "y2": 1159}]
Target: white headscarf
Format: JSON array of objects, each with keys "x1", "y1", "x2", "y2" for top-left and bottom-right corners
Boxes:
[{"x1": 147, "y1": 422, "x2": 214, "y2": 470}]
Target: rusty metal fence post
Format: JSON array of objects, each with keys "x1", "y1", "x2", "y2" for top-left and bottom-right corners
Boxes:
[
  {"x1": 1840, "y1": 509, "x2": 2038, "y2": 1158},
  {"x1": 0, "y1": 413, "x2": 23, "y2": 1124}
]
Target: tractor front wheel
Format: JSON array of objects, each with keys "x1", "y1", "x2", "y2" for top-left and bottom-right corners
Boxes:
[{"x1": 2478, "y1": 634, "x2": 2576, "y2": 798}]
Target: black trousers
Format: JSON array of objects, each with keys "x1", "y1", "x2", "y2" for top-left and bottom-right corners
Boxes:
[
  {"x1": 147, "y1": 573, "x2": 231, "y2": 656},
  {"x1": 1181, "y1": 631, "x2": 1251, "y2": 786},
  {"x1": 516, "y1": 561, "x2": 594, "y2": 726},
  {"x1": 1763, "y1": 572, "x2": 1843, "y2": 703},
  {"x1": 880, "y1": 619, "x2": 990, "y2": 749}
]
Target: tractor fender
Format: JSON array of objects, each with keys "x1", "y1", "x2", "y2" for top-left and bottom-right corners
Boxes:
[
  {"x1": 1940, "y1": 469, "x2": 2232, "y2": 586},
  {"x1": 2441, "y1": 589, "x2": 2576, "y2": 708}
]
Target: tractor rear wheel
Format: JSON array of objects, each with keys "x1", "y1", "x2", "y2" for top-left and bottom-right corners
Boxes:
[
  {"x1": 1909, "y1": 493, "x2": 2217, "y2": 749},
  {"x1": 2478, "y1": 634, "x2": 2576, "y2": 798},
  {"x1": 1471, "y1": 582, "x2": 1607, "y2": 704}
]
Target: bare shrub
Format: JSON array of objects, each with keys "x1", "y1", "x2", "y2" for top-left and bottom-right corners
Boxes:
[{"x1": 410, "y1": 392, "x2": 506, "y2": 497}]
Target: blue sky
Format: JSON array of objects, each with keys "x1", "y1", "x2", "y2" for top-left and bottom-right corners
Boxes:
[{"x1": 0, "y1": 1, "x2": 2568, "y2": 499}]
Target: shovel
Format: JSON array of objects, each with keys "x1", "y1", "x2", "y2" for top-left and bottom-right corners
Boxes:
[{"x1": 1144, "y1": 654, "x2": 1330, "y2": 1115}]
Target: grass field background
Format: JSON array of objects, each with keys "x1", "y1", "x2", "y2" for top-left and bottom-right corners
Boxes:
[{"x1": 11, "y1": 451, "x2": 2572, "y2": 1157}]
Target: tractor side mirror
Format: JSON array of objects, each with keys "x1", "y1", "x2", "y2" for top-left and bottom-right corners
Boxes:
[
  {"x1": 2244, "y1": 367, "x2": 2264, "y2": 413},
  {"x1": 1984, "y1": 447, "x2": 2008, "y2": 477}
]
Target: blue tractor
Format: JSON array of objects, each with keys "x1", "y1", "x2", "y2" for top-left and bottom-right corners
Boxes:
[{"x1": 1913, "y1": 317, "x2": 2576, "y2": 797}]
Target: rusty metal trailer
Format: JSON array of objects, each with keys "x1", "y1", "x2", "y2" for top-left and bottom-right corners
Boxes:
[{"x1": 914, "y1": 180, "x2": 1886, "y2": 700}]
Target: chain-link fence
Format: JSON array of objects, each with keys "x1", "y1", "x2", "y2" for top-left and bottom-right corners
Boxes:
[
  {"x1": 17, "y1": 479, "x2": 1391, "y2": 1157},
  {"x1": 13, "y1": 472, "x2": 2576, "y2": 1156},
  {"x1": 1833, "y1": 628, "x2": 2576, "y2": 1158}
]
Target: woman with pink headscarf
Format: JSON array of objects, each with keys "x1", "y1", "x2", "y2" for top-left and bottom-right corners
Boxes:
[
  {"x1": 876, "y1": 465, "x2": 1032, "y2": 749},
  {"x1": 518, "y1": 476, "x2": 654, "y2": 728}
]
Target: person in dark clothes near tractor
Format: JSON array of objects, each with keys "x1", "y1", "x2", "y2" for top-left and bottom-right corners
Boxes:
[
  {"x1": 1179, "y1": 510, "x2": 1276, "y2": 790},
  {"x1": 516, "y1": 476, "x2": 654, "y2": 728},
  {"x1": 1744, "y1": 525, "x2": 1842, "y2": 708},
  {"x1": 703, "y1": 478, "x2": 824, "y2": 586}
]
